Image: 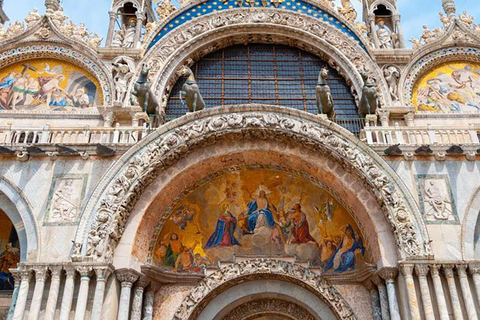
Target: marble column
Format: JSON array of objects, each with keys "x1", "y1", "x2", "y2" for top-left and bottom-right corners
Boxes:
[
  {"x1": 131, "y1": 276, "x2": 150, "y2": 320},
  {"x1": 371, "y1": 274, "x2": 390, "y2": 320},
  {"x1": 28, "y1": 267, "x2": 49, "y2": 320},
  {"x1": 134, "y1": 12, "x2": 145, "y2": 48},
  {"x1": 369, "y1": 14, "x2": 381, "y2": 48},
  {"x1": 457, "y1": 264, "x2": 478, "y2": 320},
  {"x1": 74, "y1": 266, "x2": 93, "y2": 320},
  {"x1": 116, "y1": 269, "x2": 139, "y2": 320},
  {"x1": 59, "y1": 267, "x2": 76, "y2": 320},
  {"x1": 106, "y1": 10, "x2": 117, "y2": 46},
  {"x1": 91, "y1": 267, "x2": 111, "y2": 320},
  {"x1": 12, "y1": 269, "x2": 32, "y2": 320},
  {"x1": 364, "y1": 279, "x2": 382, "y2": 320},
  {"x1": 468, "y1": 263, "x2": 480, "y2": 309},
  {"x1": 400, "y1": 264, "x2": 421, "y2": 320},
  {"x1": 142, "y1": 284, "x2": 159, "y2": 320},
  {"x1": 7, "y1": 269, "x2": 21, "y2": 320},
  {"x1": 379, "y1": 268, "x2": 401, "y2": 320},
  {"x1": 430, "y1": 264, "x2": 449, "y2": 320},
  {"x1": 393, "y1": 15, "x2": 406, "y2": 48},
  {"x1": 443, "y1": 265, "x2": 463, "y2": 320},
  {"x1": 415, "y1": 264, "x2": 434, "y2": 320},
  {"x1": 44, "y1": 266, "x2": 62, "y2": 320}
]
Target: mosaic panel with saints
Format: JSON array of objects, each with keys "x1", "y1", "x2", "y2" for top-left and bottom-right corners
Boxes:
[{"x1": 152, "y1": 168, "x2": 371, "y2": 274}]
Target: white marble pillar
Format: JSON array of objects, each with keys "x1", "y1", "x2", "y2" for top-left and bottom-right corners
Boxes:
[
  {"x1": 415, "y1": 264, "x2": 434, "y2": 320},
  {"x1": 468, "y1": 263, "x2": 480, "y2": 309},
  {"x1": 379, "y1": 268, "x2": 401, "y2": 320},
  {"x1": 28, "y1": 267, "x2": 49, "y2": 320},
  {"x1": 142, "y1": 285, "x2": 158, "y2": 320},
  {"x1": 74, "y1": 266, "x2": 92, "y2": 320},
  {"x1": 364, "y1": 279, "x2": 382, "y2": 320},
  {"x1": 91, "y1": 267, "x2": 111, "y2": 320},
  {"x1": 44, "y1": 266, "x2": 62, "y2": 320},
  {"x1": 106, "y1": 10, "x2": 117, "y2": 46},
  {"x1": 400, "y1": 264, "x2": 421, "y2": 320},
  {"x1": 443, "y1": 265, "x2": 463, "y2": 320},
  {"x1": 59, "y1": 267, "x2": 76, "y2": 320},
  {"x1": 116, "y1": 269, "x2": 139, "y2": 320},
  {"x1": 7, "y1": 269, "x2": 21, "y2": 320},
  {"x1": 457, "y1": 264, "x2": 478, "y2": 320},
  {"x1": 430, "y1": 264, "x2": 449, "y2": 320},
  {"x1": 12, "y1": 269, "x2": 32, "y2": 320},
  {"x1": 371, "y1": 275, "x2": 390, "y2": 320},
  {"x1": 134, "y1": 12, "x2": 145, "y2": 48},
  {"x1": 131, "y1": 276, "x2": 150, "y2": 320}
]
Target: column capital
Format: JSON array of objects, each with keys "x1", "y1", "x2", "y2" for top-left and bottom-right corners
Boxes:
[
  {"x1": 469, "y1": 262, "x2": 480, "y2": 275},
  {"x1": 108, "y1": 10, "x2": 117, "y2": 19},
  {"x1": 33, "y1": 266, "x2": 49, "y2": 281},
  {"x1": 135, "y1": 11, "x2": 146, "y2": 20},
  {"x1": 9, "y1": 268, "x2": 21, "y2": 285},
  {"x1": 415, "y1": 264, "x2": 430, "y2": 277},
  {"x1": 429, "y1": 264, "x2": 442, "y2": 277},
  {"x1": 456, "y1": 264, "x2": 468, "y2": 278},
  {"x1": 116, "y1": 268, "x2": 140, "y2": 286},
  {"x1": 94, "y1": 266, "x2": 112, "y2": 281},
  {"x1": 378, "y1": 267, "x2": 398, "y2": 281},
  {"x1": 370, "y1": 274, "x2": 385, "y2": 287},
  {"x1": 20, "y1": 268, "x2": 33, "y2": 281},
  {"x1": 399, "y1": 264, "x2": 414, "y2": 277},
  {"x1": 135, "y1": 275, "x2": 150, "y2": 289},
  {"x1": 76, "y1": 266, "x2": 93, "y2": 279}
]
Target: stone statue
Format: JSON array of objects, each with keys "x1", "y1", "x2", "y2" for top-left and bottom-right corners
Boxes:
[
  {"x1": 73, "y1": 23, "x2": 88, "y2": 41},
  {"x1": 25, "y1": 8, "x2": 41, "y2": 27},
  {"x1": 178, "y1": 65, "x2": 205, "y2": 113},
  {"x1": 112, "y1": 29, "x2": 124, "y2": 47},
  {"x1": 87, "y1": 32, "x2": 102, "y2": 48},
  {"x1": 459, "y1": 11, "x2": 474, "y2": 29},
  {"x1": 7, "y1": 21, "x2": 25, "y2": 37},
  {"x1": 315, "y1": 68, "x2": 334, "y2": 117},
  {"x1": 420, "y1": 25, "x2": 436, "y2": 44},
  {"x1": 337, "y1": 0, "x2": 357, "y2": 24},
  {"x1": 123, "y1": 19, "x2": 137, "y2": 48},
  {"x1": 383, "y1": 66, "x2": 400, "y2": 102},
  {"x1": 112, "y1": 62, "x2": 133, "y2": 103},
  {"x1": 474, "y1": 24, "x2": 480, "y2": 36},
  {"x1": 439, "y1": 12, "x2": 452, "y2": 30},
  {"x1": 442, "y1": 0, "x2": 456, "y2": 18},
  {"x1": 0, "y1": 24, "x2": 7, "y2": 40},
  {"x1": 130, "y1": 64, "x2": 160, "y2": 115},
  {"x1": 377, "y1": 21, "x2": 393, "y2": 49},
  {"x1": 359, "y1": 70, "x2": 380, "y2": 118},
  {"x1": 156, "y1": 0, "x2": 176, "y2": 22},
  {"x1": 51, "y1": 7, "x2": 67, "y2": 26}
]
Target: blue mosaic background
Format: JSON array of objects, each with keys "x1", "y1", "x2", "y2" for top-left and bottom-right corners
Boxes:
[{"x1": 147, "y1": 0, "x2": 365, "y2": 52}]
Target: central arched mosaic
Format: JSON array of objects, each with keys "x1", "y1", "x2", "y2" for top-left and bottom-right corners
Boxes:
[{"x1": 151, "y1": 166, "x2": 371, "y2": 273}]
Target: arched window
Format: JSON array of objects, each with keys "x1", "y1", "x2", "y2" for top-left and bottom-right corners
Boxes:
[{"x1": 166, "y1": 44, "x2": 361, "y2": 135}]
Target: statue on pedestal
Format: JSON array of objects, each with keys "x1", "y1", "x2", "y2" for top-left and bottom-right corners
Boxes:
[
  {"x1": 130, "y1": 64, "x2": 159, "y2": 116},
  {"x1": 315, "y1": 68, "x2": 334, "y2": 118},
  {"x1": 377, "y1": 21, "x2": 393, "y2": 49},
  {"x1": 359, "y1": 70, "x2": 380, "y2": 118},
  {"x1": 178, "y1": 66, "x2": 205, "y2": 113}
]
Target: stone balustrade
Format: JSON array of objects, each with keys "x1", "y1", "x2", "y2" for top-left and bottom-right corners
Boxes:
[
  {"x1": 0, "y1": 124, "x2": 151, "y2": 147},
  {"x1": 364, "y1": 123, "x2": 480, "y2": 147}
]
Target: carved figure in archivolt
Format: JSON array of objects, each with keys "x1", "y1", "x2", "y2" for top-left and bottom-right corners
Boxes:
[{"x1": 316, "y1": 68, "x2": 334, "y2": 118}]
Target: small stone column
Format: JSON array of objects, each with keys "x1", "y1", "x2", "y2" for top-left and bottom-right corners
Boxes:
[
  {"x1": 134, "y1": 12, "x2": 145, "y2": 48},
  {"x1": 443, "y1": 265, "x2": 463, "y2": 320},
  {"x1": 400, "y1": 264, "x2": 421, "y2": 320},
  {"x1": 379, "y1": 268, "x2": 401, "y2": 320},
  {"x1": 74, "y1": 266, "x2": 93, "y2": 320},
  {"x1": 116, "y1": 269, "x2": 139, "y2": 320},
  {"x1": 430, "y1": 264, "x2": 449, "y2": 320},
  {"x1": 469, "y1": 263, "x2": 480, "y2": 308},
  {"x1": 131, "y1": 276, "x2": 150, "y2": 320},
  {"x1": 44, "y1": 266, "x2": 62, "y2": 320},
  {"x1": 91, "y1": 267, "x2": 111, "y2": 320},
  {"x1": 142, "y1": 284, "x2": 159, "y2": 320},
  {"x1": 28, "y1": 267, "x2": 49, "y2": 320},
  {"x1": 393, "y1": 15, "x2": 406, "y2": 48},
  {"x1": 371, "y1": 275, "x2": 390, "y2": 320},
  {"x1": 7, "y1": 269, "x2": 21, "y2": 320},
  {"x1": 415, "y1": 264, "x2": 434, "y2": 320},
  {"x1": 59, "y1": 267, "x2": 76, "y2": 320},
  {"x1": 12, "y1": 269, "x2": 32, "y2": 320},
  {"x1": 106, "y1": 10, "x2": 117, "y2": 46},
  {"x1": 457, "y1": 264, "x2": 478, "y2": 320},
  {"x1": 364, "y1": 279, "x2": 382, "y2": 320},
  {"x1": 369, "y1": 14, "x2": 381, "y2": 48}
]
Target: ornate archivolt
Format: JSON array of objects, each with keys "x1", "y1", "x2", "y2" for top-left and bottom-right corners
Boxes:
[
  {"x1": 224, "y1": 299, "x2": 315, "y2": 320},
  {"x1": 0, "y1": 16, "x2": 115, "y2": 107},
  {"x1": 72, "y1": 105, "x2": 428, "y2": 263},
  {"x1": 138, "y1": 8, "x2": 391, "y2": 111},
  {"x1": 174, "y1": 258, "x2": 355, "y2": 320}
]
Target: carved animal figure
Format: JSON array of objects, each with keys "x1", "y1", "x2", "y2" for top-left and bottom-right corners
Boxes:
[
  {"x1": 315, "y1": 68, "x2": 334, "y2": 118},
  {"x1": 130, "y1": 64, "x2": 160, "y2": 116},
  {"x1": 359, "y1": 71, "x2": 380, "y2": 118},
  {"x1": 178, "y1": 66, "x2": 205, "y2": 113}
]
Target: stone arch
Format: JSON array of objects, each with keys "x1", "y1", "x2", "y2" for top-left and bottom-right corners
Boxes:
[
  {"x1": 368, "y1": 0, "x2": 398, "y2": 15},
  {"x1": 0, "y1": 176, "x2": 39, "y2": 262},
  {"x1": 461, "y1": 186, "x2": 480, "y2": 260},
  {"x1": 138, "y1": 8, "x2": 390, "y2": 110},
  {"x1": 173, "y1": 259, "x2": 352, "y2": 320},
  {"x1": 72, "y1": 105, "x2": 428, "y2": 264},
  {"x1": 0, "y1": 18, "x2": 115, "y2": 106}
]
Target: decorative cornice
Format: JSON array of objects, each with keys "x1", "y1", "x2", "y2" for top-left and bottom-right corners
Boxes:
[{"x1": 173, "y1": 259, "x2": 356, "y2": 320}]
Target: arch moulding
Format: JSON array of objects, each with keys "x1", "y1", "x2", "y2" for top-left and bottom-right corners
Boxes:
[
  {"x1": 461, "y1": 186, "x2": 480, "y2": 260},
  {"x1": 72, "y1": 105, "x2": 429, "y2": 263},
  {"x1": 138, "y1": 8, "x2": 391, "y2": 110},
  {"x1": 174, "y1": 259, "x2": 353, "y2": 320}
]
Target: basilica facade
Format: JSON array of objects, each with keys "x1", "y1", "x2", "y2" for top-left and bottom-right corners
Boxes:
[{"x1": 0, "y1": 0, "x2": 479, "y2": 319}]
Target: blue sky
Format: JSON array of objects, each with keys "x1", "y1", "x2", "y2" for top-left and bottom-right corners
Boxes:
[{"x1": 2, "y1": 0, "x2": 480, "y2": 47}]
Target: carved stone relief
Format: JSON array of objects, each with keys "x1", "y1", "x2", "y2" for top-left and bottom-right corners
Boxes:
[
  {"x1": 174, "y1": 259, "x2": 355, "y2": 320},
  {"x1": 44, "y1": 174, "x2": 88, "y2": 225},
  {"x1": 416, "y1": 175, "x2": 458, "y2": 224},
  {"x1": 72, "y1": 107, "x2": 426, "y2": 263},
  {"x1": 224, "y1": 298, "x2": 315, "y2": 320}
]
